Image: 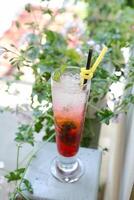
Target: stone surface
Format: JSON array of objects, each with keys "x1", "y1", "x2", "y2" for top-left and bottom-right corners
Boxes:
[{"x1": 24, "y1": 142, "x2": 102, "y2": 200}]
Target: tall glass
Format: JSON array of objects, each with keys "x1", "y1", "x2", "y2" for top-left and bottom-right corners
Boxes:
[{"x1": 51, "y1": 67, "x2": 91, "y2": 183}]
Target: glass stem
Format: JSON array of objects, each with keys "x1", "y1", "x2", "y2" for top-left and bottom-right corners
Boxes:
[{"x1": 57, "y1": 155, "x2": 78, "y2": 172}]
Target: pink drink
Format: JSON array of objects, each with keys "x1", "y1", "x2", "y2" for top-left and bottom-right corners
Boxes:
[
  {"x1": 52, "y1": 70, "x2": 90, "y2": 157},
  {"x1": 51, "y1": 67, "x2": 91, "y2": 183}
]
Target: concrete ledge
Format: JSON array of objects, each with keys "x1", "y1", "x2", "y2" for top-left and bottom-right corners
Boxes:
[{"x1": 24, "y1": 142, "x2": 102, "y2": 200}]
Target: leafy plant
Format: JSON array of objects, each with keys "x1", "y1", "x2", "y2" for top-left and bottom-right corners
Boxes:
[{"x1": 79, "y1": 0, "x2": 134, "y2": 146}]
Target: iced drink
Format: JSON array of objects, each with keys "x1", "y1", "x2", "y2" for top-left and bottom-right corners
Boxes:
[
  {"x1": 52, "y1": 72, "x2": 89, "y2": 157},
  {"x1": 51, "y1": 67, "x2": 90, "y2": 183}
]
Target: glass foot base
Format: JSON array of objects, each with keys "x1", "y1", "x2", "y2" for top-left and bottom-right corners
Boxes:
[{"x1": 51, "y1": 156, "x2": 84, "y2": 183}]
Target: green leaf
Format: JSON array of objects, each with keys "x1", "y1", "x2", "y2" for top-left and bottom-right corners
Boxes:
[
  {"x1": 15, "y1": 124, "x2": 34, "y2": 146},
  {"x1": 45, "y1": 30, "x2": 58, "y2": 43},
  {"x1": 53, "y1": 70, "x2": 61, "y2": 82},
  {"x1": 60, "y1": 65, "x2": 66, "y2": 74},
  {"x1": 22, "y1": 179, "x2": 33, "y2": 194},
  {"x1": 122, "y1": 94, "x2": 134, "y2": 105},
  {"x1": 65, "y1": 49, "x2": 81, "y2": 63},
  {"x1": 125, "y1": 83, "x2": 133, "y2": 90},
  {"x1": 45, "y1": 30, "x2": 66, "y2": 46},
  {"x1": 32, "y1": 79, "x2": 52, "y2": 102},
  {"x1": 5, "y1": 168, "x2": 25, "y2": 182},
  {"x1": 53, "y1": 65, "x2": 66, "y2": 82},
  {"x1": 34, "y1": 116, "x2": 44, "y2": 133},
  {"x1": 96, "y1": 108, "x2": 114, "y2": 125},
  {"x1": 95, "y1": 68, "x2": 109, "y2": 79},
  {"x1": 42, "y1": 72, "x2": 51, "y2": 81}
]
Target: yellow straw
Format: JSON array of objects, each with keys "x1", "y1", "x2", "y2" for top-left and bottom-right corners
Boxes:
[{"x1": 91, "y1": 46, "x2": 108, "y2": 73}]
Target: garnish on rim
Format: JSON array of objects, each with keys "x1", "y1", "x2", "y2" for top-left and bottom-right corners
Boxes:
[{"x1": 53, "y1": 65, "x2": 66, "y2": 82}]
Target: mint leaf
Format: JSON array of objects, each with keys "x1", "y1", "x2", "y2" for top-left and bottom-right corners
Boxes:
[
  {"x1": 53, "y1": 70, "x2": 61, "y2": 82},
  {"x1": 60, "y1": 65, "x2": 66, "y2": 74},
  {"x1": 53, "y1": 65, "x2": 66, "y2": 82}
]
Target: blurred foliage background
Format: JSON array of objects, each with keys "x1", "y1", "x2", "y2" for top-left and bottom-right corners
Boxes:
[{"x1": 1, "y1": 0, "x2": 134, "y2": 148}]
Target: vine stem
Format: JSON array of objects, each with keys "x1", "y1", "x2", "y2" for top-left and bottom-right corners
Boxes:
[
  {"x1": 11, "y1": 133, "x2": 55, "y2": 200},
  {"x1": 19, "y1": 132, "x2": 55, "y2": 165},
  {"x1": 18, "y1": 132, "x2": 56, "y2": 192},
  {"x1": 17, "y1": 190, "x2": 29, "y2": 200},
  {"x1": 16, "y1": 144, "x2": 22, "y2": 170},
  {"x1": 88, "y1": 102, "x2": 100, "y2": 112},
  {"x1": 0, "y1": 46, "x2": 20, "y2": 56},
  {"x1": 15, "y1": 144, "x2": 22, "y2": 187},
  {"x1": 0, "y1": 46, "x2": 33, "y2": 68}
]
